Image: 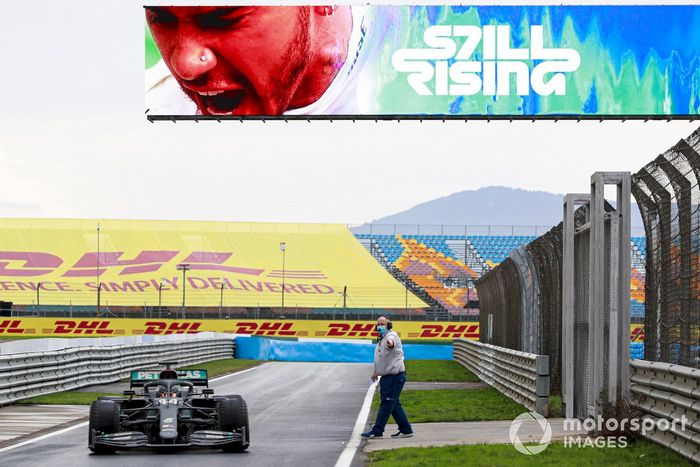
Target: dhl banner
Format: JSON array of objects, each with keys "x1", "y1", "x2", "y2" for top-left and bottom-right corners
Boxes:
[
  {"x1": 0, "y1": 219, "x2": 425, "y2": 308},
  {"x1": 0, "y1": 318, "x2": 477, "y2": 340},
  {"x1": 0, "y1": 318, "x2": 647, "y2": 342},
  {"x1": 630, "y1": 323, "x2": 644, "y2": 343}
]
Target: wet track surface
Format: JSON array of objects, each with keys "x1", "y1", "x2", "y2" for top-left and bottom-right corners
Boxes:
[{"x1": 0, "y1": 362, "x2": 373, "y2": 467}]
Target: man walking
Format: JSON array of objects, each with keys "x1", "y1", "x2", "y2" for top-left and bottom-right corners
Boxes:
[{"x1": 361, "y1": 315, "x2": 414, "y2": 439}]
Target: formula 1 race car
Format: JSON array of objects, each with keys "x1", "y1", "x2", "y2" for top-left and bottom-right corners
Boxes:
[{"x1": 88, "y1": 363, "x2": 249, "y2": 454}]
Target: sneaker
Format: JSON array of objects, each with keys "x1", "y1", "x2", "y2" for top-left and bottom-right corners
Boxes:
[
  {"x1": 391, "y1": 431, "x2": 414, "y2": 438},
  {"x1": 361, "y1": 430, "x2": 383, "y2": 438}
]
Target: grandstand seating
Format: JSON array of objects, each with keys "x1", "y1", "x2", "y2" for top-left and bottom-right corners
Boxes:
[
  {"x1": 630, "y1": 267, "x2": 645, "y2": 319},
  {"x1": 0, "y1": 219, "x2": 427, "y2": 314},
  {"x1": 395, "y1": 236, "x2": 479, "y2": 317},
  {"x1": 632, "y1": 237, "x2": 646, "y2": 260},
  {"x1": 630, "y1": 342, "x2": 644, "y2": 360},
  {"x1": 467, "y1": 236, "x2": 536, "y2": 267},
  {"x1": 0, "y1": 218, "x2": 649, "y2": 322},
  {"x1": 357, "y1": 232, "x2": 648, "y2": 320}
]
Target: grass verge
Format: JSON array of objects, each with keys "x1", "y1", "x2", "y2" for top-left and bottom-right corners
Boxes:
[
  {"x1": 16, "y1": 392, "x2": 120, "y2": 405},
  {"x1": 404, "y1": 360, "x2": 479, "y2": 382},
  {"x1": 368, "y1": 439, "x2": 694, "y2": 466},
  {"x1": 372, "y1": 388, "x2": 526, "y2": 423},
  {"x1": 548, "y1": 395, "x2": 563, "y2": 418},
  {"x1": 17, "y1": 358, "x2": 261, "y2": 405}
]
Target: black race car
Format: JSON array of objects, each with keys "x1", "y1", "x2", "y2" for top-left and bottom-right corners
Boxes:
[{"x1": 88, "y1": 363, "x2": 249, "y2": 454}]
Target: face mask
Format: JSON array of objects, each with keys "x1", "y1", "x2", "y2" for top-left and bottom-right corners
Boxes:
[{"x1": 376, "y1": 325, "x2": 387, "y2": 335}]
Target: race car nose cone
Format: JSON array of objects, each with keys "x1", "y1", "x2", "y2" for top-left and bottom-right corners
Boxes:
[{"x1": 160, "y1": 428, "x2": 178, "y2": 440}]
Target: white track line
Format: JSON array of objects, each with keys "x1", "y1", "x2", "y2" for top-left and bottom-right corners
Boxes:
[
  {"x1": 0, "y1": 363, "x2": 266, "y2": 454},
  {"x1": 335, "y1": 381, "x2": 378, "y2": 467},
  {"x1": 210, "y1": 362, "x2": 267, "y2": 382},
  {"x1": 0, "y1": 421, "x2": 88, "y2": 454}
]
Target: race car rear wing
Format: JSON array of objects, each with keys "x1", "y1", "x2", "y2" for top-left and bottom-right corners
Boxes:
[{"x1": 130, "y1": 369, "x2": 209, "y2": 388}]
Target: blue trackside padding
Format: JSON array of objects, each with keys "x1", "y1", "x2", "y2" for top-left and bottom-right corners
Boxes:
[
  {"x1": 234, "y1": 336, "x2": 452, "y2": 362},
  {"x1": 404, "y1": 343, "x2": 453, "y2": 360},
  {"x1": 237, "y1": 337, "x2": 646, "y2": 362}
]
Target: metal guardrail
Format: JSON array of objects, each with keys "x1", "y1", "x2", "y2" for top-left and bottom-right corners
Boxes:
[
  {"x1": 0, "y1": 337, "x2": 234, "y2": 405},
  {"x1": 630, "y1": 359, "x2": 700, "y2": 462},
  {"x1": 453, "y1": 338, "x2": 550, "y2": 415}
]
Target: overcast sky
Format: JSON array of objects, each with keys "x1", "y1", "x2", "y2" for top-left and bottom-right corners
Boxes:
[{"x1": 0, "y1": 0, "x2": 698, "y2": 225}]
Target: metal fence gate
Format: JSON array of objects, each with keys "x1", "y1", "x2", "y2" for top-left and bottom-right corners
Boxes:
[
  {"x1": 562, "y1": 173, "x2": 631, "y2": 420},
  {"x1": 478, "y1": 172, "x2": 631, "y2": 420}
]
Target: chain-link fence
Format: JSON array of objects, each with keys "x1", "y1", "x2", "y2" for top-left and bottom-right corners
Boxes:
[
  {"x1": 476, "y1": 202, "x2": 618, "y2": 396},
  {"x1": 632, "y1": 127, "x2": 700, "y2": 366},
  {"x1": 0, "y1": 284, "x2": 430, "y2": 321},
  {"x1": 476, "y1": 223, "x2": 566, "y2": 390},
  {"x1": 476, "y1": 258, "x2": 522, "y2": 349},
  {"x1": 526, "y1": 227, "x2": 563, "y2": 388}
]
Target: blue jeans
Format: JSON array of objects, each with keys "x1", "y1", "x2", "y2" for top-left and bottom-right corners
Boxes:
[{"x1": 371, "y1": 372, "x2": 412, "y2": 434}]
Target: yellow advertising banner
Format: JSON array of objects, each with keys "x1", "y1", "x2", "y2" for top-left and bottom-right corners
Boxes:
[
  {"x1": 630, "y1": 323, "x2": 644, "y2": 343},
  {"x1": 0, "y1": 317, "x2": 646, "y2": 342},
  {"x1": 0, "y1": 219, "x2": 425, "y2": 308},
  {"x1": 0, "y1": 318, "x2": 478, "y2": 340}
]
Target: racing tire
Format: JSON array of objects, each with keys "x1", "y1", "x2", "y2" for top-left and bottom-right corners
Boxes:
[
  {"x1": 88, "y1": 399, "x2": 120, "y2": 454},
  {"x1": 218, "y1": 395, "x2": 250, "y2": 452}
]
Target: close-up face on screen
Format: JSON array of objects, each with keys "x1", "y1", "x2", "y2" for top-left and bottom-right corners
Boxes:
[{"x1": 2, "y1": 1, "x2": 700, "y2": 467}]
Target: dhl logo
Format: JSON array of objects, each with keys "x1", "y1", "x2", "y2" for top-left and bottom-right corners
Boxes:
[
  {"x1": 0, "y1": 319, "x2": 25, "y2": 334},
  {"x1": 630, "y1": 325, "x2": 645, "y2": 343},
  {"x1": 232, "y1": 322, "x2": 296, "y2": 336},
  {"x1": 0, "y1": 251, "x2": 264, "y2": 277},
  {"x1": 327, "y1": 323, "x2": 377, "y2": 337},
  {"x1": 418, "y1": 324, "x2": 480, "y2": 339},
  {"x1": 52, "y1": 320, "x2": 114, "y2": 335},
  {"x1": 144, "y1": 321, "x2": 202, "y2": 335}
]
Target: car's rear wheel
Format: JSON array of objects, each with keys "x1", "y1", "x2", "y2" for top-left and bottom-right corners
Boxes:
[
  {"x1": 88, "y1": 400, "x2": 120, "y2": 454},
  {"x1": 217, "y1": 395, "x2": 250, "y2": 452}
]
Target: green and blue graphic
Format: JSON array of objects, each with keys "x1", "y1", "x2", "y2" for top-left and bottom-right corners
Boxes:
[
  {"x1": 145, "y1": 5, "x2": 700, "y2": 117},
  {"x1": 368, "y1": 5, "x2": 700, "y2": 116}
]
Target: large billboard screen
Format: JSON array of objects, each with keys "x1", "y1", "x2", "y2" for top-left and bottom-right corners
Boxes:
[{"x1": 145, "y1": 5, "x2": 700, "y2": 119}]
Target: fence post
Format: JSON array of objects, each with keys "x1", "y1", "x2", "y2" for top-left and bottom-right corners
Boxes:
[
  {"x1": 616, "y1": 173, "x2": 632, "y2": 404},
  {"x1": 589, "y1": 173, "x2": 606, "y2": 418},
  {"x1": 588, "y1": 172, "x2": 631, "y2": 416},
  {"x1": 562, "y1": 194, "x2": 590, "y2": 419}
]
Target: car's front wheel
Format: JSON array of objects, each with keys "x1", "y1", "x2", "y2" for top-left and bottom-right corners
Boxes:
[
  {"x1": 88, "y1": 399, "x2": 120, "y2": 454},
  {"x1": 217, "y1": 395, "x2": 250, "y2": 452}
]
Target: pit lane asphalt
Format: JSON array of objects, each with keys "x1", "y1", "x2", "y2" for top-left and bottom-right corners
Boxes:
[{"x1": 0, "y1": 362, "x2": 373, "y2": 467}]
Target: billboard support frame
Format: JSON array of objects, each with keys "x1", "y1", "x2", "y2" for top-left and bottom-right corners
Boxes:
[{"x1": 147, "y1": 115, "x2": 700, "y2": 123}]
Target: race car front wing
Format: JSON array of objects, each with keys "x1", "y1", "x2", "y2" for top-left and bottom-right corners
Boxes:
[{"x1": 92, "y1": 427, "x2": 245, "y2": 449}]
